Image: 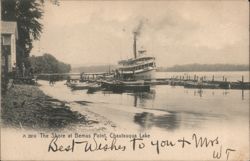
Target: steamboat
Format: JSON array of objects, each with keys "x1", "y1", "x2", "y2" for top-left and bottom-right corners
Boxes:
[{"x1": 116, "y1": 32, "x2": 156, "y2": 80}]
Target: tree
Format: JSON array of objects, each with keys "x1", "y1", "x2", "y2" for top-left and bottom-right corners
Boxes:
[
  {"x1": 2, "y1": 0, "x2": 44, "y2": 67},
  {"x1": 29, "y1": 54, "x2": 71, "y2": 74},
  {"x1": 1, "y1": 0, "x2": 59, "y2": 68}
]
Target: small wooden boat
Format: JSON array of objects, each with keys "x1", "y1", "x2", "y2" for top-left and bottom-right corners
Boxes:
[
  {"x1": 70, "y1": 82, "x2": 90, "y2": 90},
  {"x1": 101, "y1": 80, "x2": 150, "y2": 92},
  {"x1": 87, "y1": 83, "x2": 102, "y2": 93},
  {"x1": 66, "y1": 81, "x2": 96, "y2": 90}
]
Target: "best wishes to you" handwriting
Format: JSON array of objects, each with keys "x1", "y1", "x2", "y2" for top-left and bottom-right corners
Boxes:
[{"x1": 45, "y1": 133, "x2": 236, "y2": 160}]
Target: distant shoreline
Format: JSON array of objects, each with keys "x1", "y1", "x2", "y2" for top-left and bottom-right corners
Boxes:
[
  {"x1": 157, "y1": 64, "x2": 249, "y2": 72},
  {"x1": 71, "y1": 64, "x2": 249, "y2": 73}
]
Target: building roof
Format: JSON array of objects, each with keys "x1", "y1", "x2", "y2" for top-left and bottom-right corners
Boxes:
[{"x1": 1, "y1": 21, "x2": 18, "y2": 39}]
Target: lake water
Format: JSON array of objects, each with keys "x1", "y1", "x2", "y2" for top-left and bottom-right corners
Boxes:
[
  {"x1": 38, "y1": 71, "x2": 249, "y2": 160},
  {"x1": 39, "y1": 71, "x2": 249, "y2": 132}
]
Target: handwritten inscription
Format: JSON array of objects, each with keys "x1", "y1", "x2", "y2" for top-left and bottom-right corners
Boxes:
[
  {"x1": 46, "y1": 133, "x2": 236, "y2": 160},
  {"x1": 48, "y1": 137, "x2": 126, "y2": 152}
]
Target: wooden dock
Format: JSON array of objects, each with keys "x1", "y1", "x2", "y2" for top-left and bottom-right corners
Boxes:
[
  {"x1": 37, "y1": 72, "x2": 250, "y2": 90},
  {"x1": 144, "y1": 76, "x2": 250, "y2": 90}
]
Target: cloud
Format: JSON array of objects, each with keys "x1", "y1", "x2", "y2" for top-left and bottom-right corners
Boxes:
[{"x1": 32, "y1": 1, "x2": 249, "y2": 67}]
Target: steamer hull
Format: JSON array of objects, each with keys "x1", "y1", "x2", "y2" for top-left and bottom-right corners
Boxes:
[
  {"x1": 134, "y1": 68, "x2": 156, "y2": 80},
  {"x1": 120, "y1": 67, "x2": 156, "y2": 80}
]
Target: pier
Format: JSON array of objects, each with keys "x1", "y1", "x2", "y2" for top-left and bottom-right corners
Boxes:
[
  {"x1": 11, "y1": 72, "x2": 249, "y2": 95},
  {"x1": 144, "y1": 75, "x2": 250, "y2": 90},
  {"x1": 59, "y1": 72, "x2": 250, "y2": 91}
]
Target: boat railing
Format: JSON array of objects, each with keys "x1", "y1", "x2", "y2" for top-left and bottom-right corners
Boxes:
[{"x1": 120, "y1": 59, "x2": 155, "y2": 68}]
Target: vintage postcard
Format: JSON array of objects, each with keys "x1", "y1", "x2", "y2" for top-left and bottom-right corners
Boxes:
[{"x1": 1, "y1": 0, "x2": 249, "y2": 160}]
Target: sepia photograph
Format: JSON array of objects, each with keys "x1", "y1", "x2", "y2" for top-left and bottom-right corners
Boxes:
[{"x1": 1, "y1": 0, "x2": 249, "y2": 160}]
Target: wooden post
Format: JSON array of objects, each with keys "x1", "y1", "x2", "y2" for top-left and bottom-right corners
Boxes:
[
  {"x1": 223, "y1": 76, "x2": 224, "y2": 81},
  {"x1": 212, "y1": 75, "x2": 214, "y2": 82},
  {"x1": 241, "y1": 75, "x2": 244, "y2": 89}
]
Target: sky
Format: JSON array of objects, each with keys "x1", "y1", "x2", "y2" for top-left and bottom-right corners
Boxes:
[{"x1": 31, "y1": 0, "x2": 249, "y2": 67}]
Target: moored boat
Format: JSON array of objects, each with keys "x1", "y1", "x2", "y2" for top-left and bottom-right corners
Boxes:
[
  {"x1": 116, "y1": 32, "x2": 156, "y2": 80},
  {"x1": 67, "y1": 81, "x2": 96, "y2": 90},
  {"x1": 87, "y1": 83, "x2": 102, "y2": 93},
  {"x1": 101, "y1": 80, "x2": 150, "y2": 93}
]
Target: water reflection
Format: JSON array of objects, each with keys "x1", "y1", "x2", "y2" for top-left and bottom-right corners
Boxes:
[
  {"x1": 134, "y1": 112, "x2": 179, "y2": 131},
  {"x1": 134, "y1": 95, "x2": 138, "y2": 107},
  {"x1": 133, "y1": 110, "x2": 225, "y2": 131},
  {"x1": 129, "y1": 87, "x2": 243, "y2": 131},
  {"x1": 194, "y1": 89, "x2": 203, "y2": 97},
  {"x1": 222, "y1": 90, "x2": 229, "y2": 96},
  {"x1": 130, "y1": 90, "x2": 156, "y2": 107}
]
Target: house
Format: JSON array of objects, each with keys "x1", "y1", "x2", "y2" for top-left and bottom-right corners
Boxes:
[{"x1": 1, "y1": 21, "x2": 18, "y2": 75}]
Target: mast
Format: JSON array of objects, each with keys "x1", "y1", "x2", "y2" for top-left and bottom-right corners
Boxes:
[{"x1": 133, "y1": 32, "x2": 137, "y2": 59}]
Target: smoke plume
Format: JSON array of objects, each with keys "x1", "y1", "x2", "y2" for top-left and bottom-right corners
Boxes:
[{"x1": 133, "y1": 19, "x2": 146, "y2": 37}]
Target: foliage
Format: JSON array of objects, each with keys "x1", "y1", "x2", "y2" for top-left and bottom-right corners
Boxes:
[
  {"x1": 1, "y1": 0, "x2": 59, "y2": 68},
  {"x1": 2, "y1": 0, "x2": 44, "y2": 60},
  {"x1": 29, "y1": 54, "x2": 71, "y2": 74},
  {"x1": 71, "y1": 65, "x2": 117, "y2": 73}
]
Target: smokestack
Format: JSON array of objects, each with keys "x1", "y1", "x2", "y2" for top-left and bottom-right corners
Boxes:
[{"x1": 133, "y1": 32, "x2": 137, "y2": 59}]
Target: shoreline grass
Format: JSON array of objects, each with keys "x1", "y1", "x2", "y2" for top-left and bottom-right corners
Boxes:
[{"x1": 1, "y1": 84, "x2": 93, "y2": 131}]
